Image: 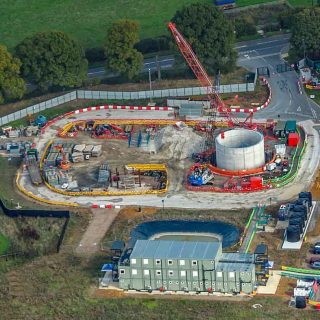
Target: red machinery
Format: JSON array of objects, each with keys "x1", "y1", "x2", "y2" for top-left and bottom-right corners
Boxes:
[{"x1": 168, "y1": 22, "x2": 254, "y2": 131}]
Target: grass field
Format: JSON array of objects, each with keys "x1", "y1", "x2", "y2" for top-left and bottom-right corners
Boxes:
[
  {"x1": 0, "y1": 0, "x2": 313, "y2": 51},
  {"x1": 0, "y1": 232, "x2": 9, "y2": 254},
  {"x1": 0, "y1": 0, "x2": 210, "y2": 50},
  {"x1": 0, "y1": 212, "x2": 317, "y2": 319}
]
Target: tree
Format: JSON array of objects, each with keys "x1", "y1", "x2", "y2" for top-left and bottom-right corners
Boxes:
[
  {"x1": 172, "y1": 4, "x2": 236, "y2": 73},
  {"x1": 0, "y1": 45, "x2": 25, "y2": 104},
  {"x1": 290, "y1": 8, "x2": 320, "y2": 59},
  {"x1": 15, "y1": 31, "x2": 88, "y2": 91},
  {"x1": 234, "y1": 17, "x2": 257, "y2": 38},
  {"x1": 104, "y1": 20, "x2": 143, "y2": 79}
]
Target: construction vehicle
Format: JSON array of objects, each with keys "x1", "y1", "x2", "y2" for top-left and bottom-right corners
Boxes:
[
  {"x1": 168, "y1": 22, "x2": 255, "y2": 138},
  {"x1": 28, "y1": 114, "x2": 47, "y2": 128}
]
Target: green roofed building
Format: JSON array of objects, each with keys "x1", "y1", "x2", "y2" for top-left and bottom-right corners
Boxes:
[{"x1": 118, "y1": 240, "x2": 256, "y2": 294}]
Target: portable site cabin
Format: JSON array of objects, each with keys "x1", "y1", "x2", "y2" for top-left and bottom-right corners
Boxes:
[{"x1": 285, "y1": 120, "x2": 297, "y2": 136}]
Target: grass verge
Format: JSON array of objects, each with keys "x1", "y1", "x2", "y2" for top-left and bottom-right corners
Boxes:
[{"x1": 0, "y1": 232, "x2": 9, "y2": 254}]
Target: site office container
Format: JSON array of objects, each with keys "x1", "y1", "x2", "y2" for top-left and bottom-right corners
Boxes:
[
  {"x1": 284, "y1": 120, "x2": 297, "y2": 135},
  {"x1": 241, "y1": 282, "x2": 254, "y2": 294},
  {"x1": 287, "y1": 132, "x2": 299, "y2": 147}
]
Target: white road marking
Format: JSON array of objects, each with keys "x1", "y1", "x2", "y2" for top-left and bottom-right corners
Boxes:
[
  {"x1": 311, "y1": 108, "x2": 317, "y2": 119},
  {"x1": 297, "y1": 106, "x2": 301, "y2": 112}
]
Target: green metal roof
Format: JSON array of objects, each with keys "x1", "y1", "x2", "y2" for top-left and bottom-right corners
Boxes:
[{"x1": 130, "y1": 240, "x2": 221, "y2": 260}]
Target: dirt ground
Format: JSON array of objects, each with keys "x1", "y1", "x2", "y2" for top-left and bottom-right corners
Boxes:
[{"x1": 76, "y1": 208, "x2": 120, "y2": 256}]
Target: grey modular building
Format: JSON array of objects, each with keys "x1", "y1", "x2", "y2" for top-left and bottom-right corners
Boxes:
[{"x1": 118, "y1": 240, "x2": 256, "y2": 294}]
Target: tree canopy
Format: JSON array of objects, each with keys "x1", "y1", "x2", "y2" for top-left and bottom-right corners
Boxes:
[
  {"x1": 0, "y1": 45, "x2": 25, "y2": 104},
  {"x1": 104, "y1": 20, "x2": 143, "y2": 79},
  {"x1": 15, "y1": 31, "x2": 88, "y2": 91},
  {"x1": 171, "y1": 4, "x2": 236, "y2": 73},
  {"x1": 290, "y1": 8, "x2": 320, "y2": 59}
]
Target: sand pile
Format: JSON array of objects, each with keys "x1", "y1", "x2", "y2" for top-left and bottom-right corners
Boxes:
[{"x1": 155, "y1": 126, "x2": 204, "y2": 160}]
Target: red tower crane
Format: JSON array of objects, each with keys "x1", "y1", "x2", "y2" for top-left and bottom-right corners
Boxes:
[{"x1": 168, "y1": 22, "x2": 254, "y2": 131}]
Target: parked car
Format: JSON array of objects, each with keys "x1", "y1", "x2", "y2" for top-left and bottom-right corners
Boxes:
[
  {"x1": 310, "y1": 257, "x2": 320, "y2": 264},
  {"x1": 310, "y1": 261, "x2": 320, "y2": 270},
  {"x1": 313, "y1": 242, "x2": 320, "y2": 254}
]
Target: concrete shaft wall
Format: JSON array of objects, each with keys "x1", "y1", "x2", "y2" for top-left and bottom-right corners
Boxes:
[{"x1": 215, "y1": 129, "x2": 265, "y2": 171}]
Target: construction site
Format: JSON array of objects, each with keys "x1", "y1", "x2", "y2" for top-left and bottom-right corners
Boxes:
[{"x1": 4, "y1": 22, "x2": 314, "y2": 207}]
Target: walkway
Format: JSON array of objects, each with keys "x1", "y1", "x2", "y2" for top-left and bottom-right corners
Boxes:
[{"x1": 76, "y1": 208, "x2": 120, "y2": 256}]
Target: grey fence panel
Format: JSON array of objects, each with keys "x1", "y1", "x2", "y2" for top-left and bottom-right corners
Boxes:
[
  {"x1": 167, "y1": 88, "x2": 176, "y2": 96},
  {"x1": 248, "y1": 83, "x2": 255, "y2": 91},
  {"x1": 184, "y1": 88, "x2": 193, "y2": 95},
  {"x1": 39, "y1": 102, "x2": 46, "y2": 111},
  {"x1": 114, "y1": 92, "x2": 123, "y2": 99},
  {"x1": 176, "y1": 88, "x2": 185, "y2": 96},
  {"x1": 152, "y1": 90, "x2": 162, "y2": 98},
  {"x1": 122, "y1": 92, "x2": 131, "y2": 99},
  {"x1": 20, "y1": 108, "x2": 27, "y2": 118},
  {"x1": 77, "y1": 90, "x2": 85, "y2": 99}
]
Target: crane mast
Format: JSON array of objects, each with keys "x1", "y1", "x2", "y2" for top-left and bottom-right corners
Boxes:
[{"x1": 168, "y1": 22, "x2": 253, "y2": 132}]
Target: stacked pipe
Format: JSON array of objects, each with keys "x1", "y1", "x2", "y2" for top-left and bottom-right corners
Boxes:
[{"x1": 286, "y1": 192, "x2": 312, "y2": 243}]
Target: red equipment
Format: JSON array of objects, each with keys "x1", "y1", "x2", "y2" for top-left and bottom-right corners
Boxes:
[
  {"x1": 287, "y1": 132, "x2": 299, "y2": 147},
  {"x1": 168, "y1": 22, "x2": 254, "y2": 130}
]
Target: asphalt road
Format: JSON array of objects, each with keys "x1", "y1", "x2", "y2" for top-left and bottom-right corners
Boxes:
[
  {"x1": 236, "y1": 34, "x2": 320, "y2": 122},
  {"x1": 87, "y1": 55, "x2": 175, "y2": 78}
]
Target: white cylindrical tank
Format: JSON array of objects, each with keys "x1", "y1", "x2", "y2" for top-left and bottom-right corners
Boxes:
[{"x1": 215, "y1": 129, "x2": 265, "y2": 171}]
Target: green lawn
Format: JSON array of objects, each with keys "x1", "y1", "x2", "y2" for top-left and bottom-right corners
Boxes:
[
  {"x1": 0, "y1": 232, "x2": 9, "y2": 254},
  {"x1": 1, "y1": 0, "x2": 314, "y2": 51},
  {"x1": 0, "y1": 0, "x2": 210, "y2": 51}
]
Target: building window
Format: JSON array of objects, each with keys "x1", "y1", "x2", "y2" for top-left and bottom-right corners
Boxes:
[
  {"x1": 217, "y1": 271, "x2": 223, "y2": 277},
  {"x1": 131, "y1": 258, "x2": 136, "y2": 265},
  {"x1": 180, "y1": 270, "x2": 186, "y2": 277},
  {"x1": 192, "y1": 271, "x2": 198, "y2": 277},
  {"x1": 229, "y1": 272, "x2": 235, "y2": 278},
  {"x1": 168, "y1": 270, "x2": 174, "y2": 277},
  {"x1": 144, "y1": 270, "x2": 150, "y2": 276},
  {"x1": 168, "y1": 260, "x2": 173, "y2": 265},
  {"x1": 192, "y1": 260, "x2": 197, "y2": 266},
  {"x1": 155, "y1": 259, "x2": 161, "y2": 265},
  {"x1": 179, "y1": 260, "x2": 185, "y2": 266},
  {"x1": 143, "y1": 259, "x2": 149, "y2": 265},
  {"x1": 156, "y1": 270, "x2": 161, "y2": 276},
  {"x1": 120, "y1": 269, "x2": 125, "y2": 275},
  {"x1": 132, "y1": 269, "x2": 137, "y2": 275}
]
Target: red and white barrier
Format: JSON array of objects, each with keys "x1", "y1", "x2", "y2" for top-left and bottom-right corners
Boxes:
[
  {"x1": 228, "y1": 77, "x2": 272, "y2": 113},
  {"x1": 74, "y1": 105, "x2": 173, "y2": 114},
  {"x1": 91, "y1": 203, "x2": 114, "y2": 209}
]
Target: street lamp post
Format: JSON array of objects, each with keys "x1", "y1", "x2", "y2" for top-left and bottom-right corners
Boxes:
[
  {"x1": 161, "y1": 199, "x2": 165, "y2": 213},
  {"x1": 148, "y1": 68, "x2": 153, "y2": 103}
]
